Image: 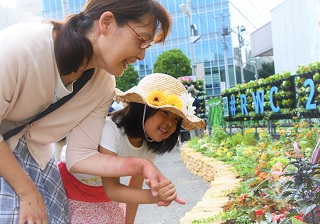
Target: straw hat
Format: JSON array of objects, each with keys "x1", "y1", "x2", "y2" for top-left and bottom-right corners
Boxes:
[{"x1": 115, "y1": 73, "x2": 206, "y2": 131}]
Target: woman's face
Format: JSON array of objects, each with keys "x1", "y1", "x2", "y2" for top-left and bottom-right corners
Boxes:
[
  {"x1": 144, "y1": 110, "x2": 180, "y2": 142},
  {"x1": 94, "y1": 12, "x2": 156, "y2": 77}
]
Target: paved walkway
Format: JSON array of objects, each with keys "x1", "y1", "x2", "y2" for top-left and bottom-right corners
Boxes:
[{"x1": 134, "y1": 145, "x2": 211, "y2": 224}]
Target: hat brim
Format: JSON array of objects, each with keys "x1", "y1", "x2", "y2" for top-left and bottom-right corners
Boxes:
[{"x1": 115, "y1": 88, "x2": 206, "y2": 131}]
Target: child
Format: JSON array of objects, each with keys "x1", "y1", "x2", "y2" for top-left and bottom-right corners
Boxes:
[{"x1": 59, "y1": 73, "x2": 206, "y2": 223}]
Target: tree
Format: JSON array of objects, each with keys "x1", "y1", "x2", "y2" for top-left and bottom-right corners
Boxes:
[
  {"x1": 115, "y1": 64, "x2": 139, "y2": 92},
  {"x1": 153, "y1": 49, "x2": 192, "y2": 79},
  {"x1": 258, "y1": 61, "x2": 275, "y2": 79}
]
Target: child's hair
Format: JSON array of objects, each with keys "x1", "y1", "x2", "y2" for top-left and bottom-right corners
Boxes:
[{"x1": 111, "y1": 102, "x2": 182, "y2": 155}]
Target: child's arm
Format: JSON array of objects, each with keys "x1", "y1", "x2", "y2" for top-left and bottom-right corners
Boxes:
[
  {"x1": 99, "y1": 148, "x2": 182, "y2": 205},
  {"x1": 125, "y1": 175, "x2": 144, "y2": 224},
  {"x1": 146, "y1": 179, "x2": 186, "y2": 206}
]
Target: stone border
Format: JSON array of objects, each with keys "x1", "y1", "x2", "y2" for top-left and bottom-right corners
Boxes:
[{"x1": 179, "y1": 143, "x2": 241, "y2": 224}]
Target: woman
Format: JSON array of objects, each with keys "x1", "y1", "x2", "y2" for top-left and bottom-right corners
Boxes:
[{"x1": 0, "y1": 0, "x2": 171, "y2": 223}]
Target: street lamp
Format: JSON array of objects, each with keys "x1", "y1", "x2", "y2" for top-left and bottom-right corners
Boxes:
[
  {"x1": 179, "y1": 1, "x2": 200, "y2": 77},
  {"x1": 237, "y1": 25, "x2": 246, "y2": 83}
]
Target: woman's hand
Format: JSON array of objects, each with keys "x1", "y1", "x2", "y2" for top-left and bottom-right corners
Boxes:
[
  {"x1": 0, "y1": 141, "x2": 48, "y2": 224},
  {"x1": 18, "y1": 183, "x2": 48, "y2": 224}
]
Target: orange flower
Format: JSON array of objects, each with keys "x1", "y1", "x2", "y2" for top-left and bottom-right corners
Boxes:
[
  {"x1": 306, "y1": 131, "x2": 311, "y2": 138},
  {"x1": 273, "y1": 175, "x2": 280, "y2": 181},
  {"x1": 258, "y1": 172, "x2": 268, "y2": 179},
  {"x1": 260, "y1": 161, "x2": 266, "y2": 167}
]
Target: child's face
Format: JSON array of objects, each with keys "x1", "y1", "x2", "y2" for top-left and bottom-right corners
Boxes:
[{"x1": 144, "y1": 109, "x2": 180, "y2": 142}]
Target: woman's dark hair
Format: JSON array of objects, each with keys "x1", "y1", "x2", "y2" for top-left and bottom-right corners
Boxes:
[
  {"x1": 52, "y1": 0, "x2": 171, "y2": 76},
  {"x1": 111, "y1": 102, "x2": 182, "y2": 155}
]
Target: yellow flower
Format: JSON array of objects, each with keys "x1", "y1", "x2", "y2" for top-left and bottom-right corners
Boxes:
[
  {"x1": 217, "y1": 150, "x2": 223, "y2": 156},
  {"x1": 165, "y1": 94, "x2": 183, "y2": 109},
  {"x1": 147, "y1": 90, "x2": 166, "y2": 106},
  {"x1": 90, "y1": 177, "x2": 100, "y2": 182},
  {"x1": 227, "y1": 152, "x2": 232, "y2": 157}
]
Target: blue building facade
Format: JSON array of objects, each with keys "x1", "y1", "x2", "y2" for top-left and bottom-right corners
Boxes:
[{"x1": 41, "y1": 0, "x2": 236, "y2": 96}]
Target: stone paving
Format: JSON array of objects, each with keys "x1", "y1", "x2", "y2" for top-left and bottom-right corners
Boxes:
[{"x1": 179, "y1": 143, "x2": 241, "y2": 224}]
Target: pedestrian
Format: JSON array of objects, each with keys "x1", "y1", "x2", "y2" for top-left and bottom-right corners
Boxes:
[
  {"x1": 0, "y1": 1, "x2": 171, "y2": 223},
  {"x1": 59, "y1": 73, "x2": 205, "y2": 223},
  {"x1": 187, "y1": 85, "x2": 203, "y2": 137}
]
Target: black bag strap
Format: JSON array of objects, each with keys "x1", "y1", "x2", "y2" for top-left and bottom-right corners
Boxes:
[{"x1": 3, "y1": 69, "x2": 94, "y2": 141}]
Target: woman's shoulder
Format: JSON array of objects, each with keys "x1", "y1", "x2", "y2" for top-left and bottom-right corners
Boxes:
[
  {"x1": 0, "y1": 23, "x2": 54, "y2": 65},
  {"x1": 91, "y1": 69, "x2": 116, "y2": 88},
  {"x1": 1, "y1": 22, "x2": 52, "y2": 42}
]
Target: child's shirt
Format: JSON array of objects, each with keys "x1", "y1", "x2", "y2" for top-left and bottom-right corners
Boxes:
[{"x1": 65, "y1": 117, "x2": 156, "y2": 186}]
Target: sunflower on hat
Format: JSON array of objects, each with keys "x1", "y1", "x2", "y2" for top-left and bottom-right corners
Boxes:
[{"x1": 115, "y1": 73, "x2": 206, "y2": 131}]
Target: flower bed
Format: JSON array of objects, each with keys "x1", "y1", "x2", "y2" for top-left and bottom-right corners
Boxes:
[{"x1": 189, "y1": 123, "x2": 320, "y2": 224}]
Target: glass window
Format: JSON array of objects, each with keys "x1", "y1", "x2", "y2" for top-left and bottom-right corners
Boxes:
[
  {"x1": 213, "y1": 73, "x2": 220, "y2": 87},
  {"x1": 207, "y1": 0, "x2": 214, "y2": 6},
  {"x1": 217, "y1": 39, "x2": 224, "y2": 59},
  {"x1": 194, "y1": 42, "x2": 202, "y2": 63},
  {"x1": 165, "y1": 0, "x2": 175, "y2": 12},
  {"x1": 209, "y1": 39, "x2": 217, "y2": 61},
  {"x1": 205, "y1": 74, "x2": 212, "y2": 87},
  {"x1": 207, "y1": 15, "x2": 215, "y2": 33},
  {"x1": 201, "y1": 41, "x2": 210, "y2": 62},
  {"x1": 213, "y1": 87, "x2": 221, "y2": 95},
  {"x1": 205, "y1": 67, "x2": 211, "y2": 75},
  {"x1": 199, "y1": 13, "x2": 208, "y2": 34},
  {"x1": 206, "y1": 88, "x2": 213, "y2": 96},
  {"x1": 139, "y1": 71, "x2": 145, "y2": 78},
  {"x1": 198, "y1": 0, "x2": 206, "y2": 8},
  {"x1": 215, "y1": 11, "x2": 222, "y2": 32}
]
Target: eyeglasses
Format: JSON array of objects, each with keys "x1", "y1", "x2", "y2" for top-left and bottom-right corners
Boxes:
[{"x1": 121, "y1": 20, "x2": 153, "y2": 49}]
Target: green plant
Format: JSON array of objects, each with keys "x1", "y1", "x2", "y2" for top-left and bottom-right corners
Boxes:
[
  {"x1": 243, "y1": 129, "x2": 257, "y2": 146},
  {"x1": 280, "y1": 142, "x2": 320, "y2": 223},
  {"x1": 230, "y1": 133, "x2": 243, "y2": 147},
  {"x1": 211, "y1": 125, "x2": 229, "y2": 144}
]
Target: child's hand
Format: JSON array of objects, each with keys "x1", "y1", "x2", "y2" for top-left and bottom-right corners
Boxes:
[{"x1": 146, "y1": 179, "x2": 186, "y2": 206}]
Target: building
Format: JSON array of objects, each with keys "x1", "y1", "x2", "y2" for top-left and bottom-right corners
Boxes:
[
  {"x1": 140, "y1": 0, "x2": 242, "y2": 96},
  {"x1": 250, "y1": 0, "x2": 320, "y2": 75},
  {"x1": 8, "y1": 0, "x2": 262, "y2": 97}
]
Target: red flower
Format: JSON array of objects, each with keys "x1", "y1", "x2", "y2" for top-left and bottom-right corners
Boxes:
[
  {"x1": 255, "y1": 210, "x2": 264, "y2": 216},
  {"x1": 239, "y1": 194, "x2": 247, "y2": 201},
  {"x1": 294, "y1": 215, "x2": 305, "y2": 221}
]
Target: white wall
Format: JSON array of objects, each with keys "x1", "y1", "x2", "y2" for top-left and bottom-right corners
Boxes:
[
  {"x1": 250, "y1": 22, "x2": 273, "y2": 57},
  {"x1": 272, "y1": 0, "x2": 320, "y2": 74}
]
